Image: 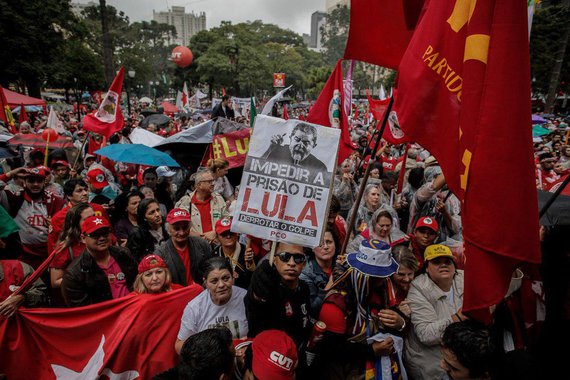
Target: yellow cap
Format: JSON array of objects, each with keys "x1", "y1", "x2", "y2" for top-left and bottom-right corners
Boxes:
[{"x1": 424, "y1": 244, "x2": 454, "y2": 262}]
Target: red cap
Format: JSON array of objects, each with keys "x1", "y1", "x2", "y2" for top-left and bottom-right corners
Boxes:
[
  {"x1": 215, "y1": 217, "x2": 232, "y2": 235},
  {"x1": 252, "y1": 330, "x2": 297, "y2": 380},
  {"x1": 86, "y1": 168, "x2": 109, "y2": 190},
  {"x1": 415, "y1": 216, "x2": 439, "y2": 232},
  {"x1": 51, "y1": 160, "x2": 70, "y2": 169},
  {"x1": 26, "y1": 166, "x2": 50, "y2": 178},
  {"x1": 81, "y1": 215, "x2": 111, "y2": 235},
  {"x1": 138, "y1": 254, "x2": 167, "y2": 274},
  {"x1": 166, "y1": 208, "x2": 191, "y2": 224}
]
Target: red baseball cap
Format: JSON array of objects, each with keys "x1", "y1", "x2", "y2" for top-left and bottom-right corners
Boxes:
[
  {"x1": 415, "y1": 216, "x2": 439, "y2": 232},
  {"x1": 86, "y1": 168, "x2": 109, "y2": 190},
  {"x1": 25, "y1": 166, "x2": 50, "y2": 178},
  {"x1": 51, "y1": 160, "x2": 71, "y2": 169},
  {"x1": 81, "y1": 215, "x2": 111, "y2": 235},
  {"x1": 166, "y1": 208, "x2": 191, "y2": 224},
  {"x1": 252, "y1": 330, "x2": 297, "y2": 380},
  {"x1": 138, "y1": 254, "x2": 167, "y2": 274},
  {"x1": 215, "y1": 217, "x2": 232, "y2": 235}
]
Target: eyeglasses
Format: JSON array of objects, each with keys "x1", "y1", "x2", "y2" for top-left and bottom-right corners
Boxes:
[
  {"x1": 277, "y1": 252, "x2": 307, "y2": 264},
  {"x1": 85, "y1": 229, "x2": 111, "y2": 238}
]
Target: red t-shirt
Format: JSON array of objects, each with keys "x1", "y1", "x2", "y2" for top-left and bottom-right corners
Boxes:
[
  {"x1": 98, "y1": 256, "x2": 130, "y2": 299},
  {"x1": 175, "y1": 245, "x2": 194, "y2": 285},
  {"x1": 50, "y1": 243, "x2": 85, "y2": 269},
  {"x1": 192, "y1": 194, "x2": 213, "y2": 233}
]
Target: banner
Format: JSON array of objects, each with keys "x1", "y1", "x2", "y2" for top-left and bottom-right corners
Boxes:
[
  {"x1": 394, "y1": 0, "x2": 540, "y2": 320},
  {"x1": 0, "y1": 286, "x2": 203, "y2": 380},
  {"x1": 83, "y1": 68, "x2": 125, "y2": 138},
  {"x1": 273, "y1": 73, "x2": 285, "y2": 88},
  {"x1": 231, "y1": 115, "x2": 340, "y2": 247},
  {"x1": 343, "y1": 0, "x2": 425, "y2": 69},
  {"x1": 212, "y1": 128, "x2": 252, "y2": 168}
]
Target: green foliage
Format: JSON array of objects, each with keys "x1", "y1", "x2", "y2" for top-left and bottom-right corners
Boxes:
[
  {"x1": 530, "y1": 4, "x2": 570, "y2": 95},
  {"x1": 321, "y1": 5, "x2": 350, "y2": 65}
]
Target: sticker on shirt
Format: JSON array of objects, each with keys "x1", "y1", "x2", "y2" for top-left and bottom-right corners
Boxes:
[
  {"x1": 284, "y1": 301, "x2": 293, "y2": 317},
  {"x1": 207, "y1": 318, "x2": 243, "y2": 339},
  {"x1": 107, "y1": 272, "x2": 126, "y2": 284}
]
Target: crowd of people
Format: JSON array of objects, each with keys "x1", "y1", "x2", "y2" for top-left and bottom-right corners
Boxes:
[{"x1": 0, "y1": 97, "x2": 566, "y2": 379}]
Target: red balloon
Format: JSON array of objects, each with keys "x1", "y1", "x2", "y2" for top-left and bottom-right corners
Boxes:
[
  {"x1": 42, "y1": 128, "x2": 59, "y2": 142},
  {"x1": 171, "y1": 46, "x2": 193, "y2": 68}
]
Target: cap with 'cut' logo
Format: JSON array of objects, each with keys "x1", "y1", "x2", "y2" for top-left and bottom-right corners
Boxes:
[
  {"x1": 252, "y1": 330, "x2": 297, "y2": 380},
  {"x1": 166, "y1": 208, "x2": 191, "y2": 224}
]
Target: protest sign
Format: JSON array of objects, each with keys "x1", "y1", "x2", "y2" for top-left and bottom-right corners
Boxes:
[
  {"x1": 212, "y1": 128, "x2": 252, "y2": 168},
  {"x1": 231, "y1": 115, "x2": 340, "y2": 247}
]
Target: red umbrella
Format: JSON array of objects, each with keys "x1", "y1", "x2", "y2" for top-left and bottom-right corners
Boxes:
[
  {"x1": 160, "y1": 101, "x2": 179, "y2": 115},
  {"x1": 7, "y1": 133, "x2": 74, "y2": 149}
]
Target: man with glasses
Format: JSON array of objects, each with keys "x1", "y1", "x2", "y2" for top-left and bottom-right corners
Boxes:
[
  {"x1": 155, "y1": 208, "x2": 212, "y2": 286},
  {"x1": 4, "y1": 167, "x2": 65, "y2": 269},
  {"x1": 61, "y1": 216, "x2": 137, "y2": 307},
  {"x1": 175, "y1": 170, "x2": 227, "y2": 243},
  {"x1": 245, "y1": 242, "x2": 312, "y2": 348}
]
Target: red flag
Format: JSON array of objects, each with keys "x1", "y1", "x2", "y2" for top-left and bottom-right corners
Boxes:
[
  {"x1": 366, "y1": 90, "x2": 408, "y2": 145},
  {"x1": 0, "y1": 286, "x2": 202, "y2": 379},
  {"x1": 18, "y1": 104, "x2": 28, "y2": 124},
  {"x1": 222, "y1": 86, "x2": 226, "y2": 97},
  {"x1": 282, "y1": 105, "x2": 289, "y2": 120},
  {"x1": 83, "y1": 68, "x2": 125, "y2": 138},
  {"x1": 395, "y1": 0, "x2": 540, "y2": 320},
  {"x1": 307, "y1": 60, "x2": 356, "y2": 163},
  {"x1": 344, "y1": 0, "x2": 425, "y2": 69}
]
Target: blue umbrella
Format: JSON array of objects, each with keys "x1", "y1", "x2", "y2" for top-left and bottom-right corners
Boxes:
[{"x1": 95, "y1": 144, "x2": 180, "y2": 167}]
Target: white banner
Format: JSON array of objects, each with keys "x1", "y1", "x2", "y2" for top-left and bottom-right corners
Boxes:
[{"x1": 231, "y1": 115, "x2": 340, "y2": 247}]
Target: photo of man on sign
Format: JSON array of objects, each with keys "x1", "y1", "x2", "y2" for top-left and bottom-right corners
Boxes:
[
  {"x1": 262, "y1": 122, "x2": 328, "y2": 173},
  {"x1": 232, "y1": 115, "x2": 340, "y2": 247}
]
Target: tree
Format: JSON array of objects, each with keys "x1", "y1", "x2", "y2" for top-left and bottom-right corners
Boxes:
[
  {"x1": 530, "y1": 3, "x2": 570, "y2": 111},
  {"x1": 321, "y1": 5, "x2": 350, "y2": 65},
  {"x1": 0, "y1": 0, "x2": 78, "y2": 96}
]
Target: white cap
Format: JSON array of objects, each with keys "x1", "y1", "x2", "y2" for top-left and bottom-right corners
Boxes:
[{"x1": 156, "y1": 166, "x2": 176, "y2": 178}]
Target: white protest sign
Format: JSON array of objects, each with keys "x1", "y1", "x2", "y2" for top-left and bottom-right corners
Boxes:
[{"x1": 231, "y1": 115, "x2": 340, "y2": 247}]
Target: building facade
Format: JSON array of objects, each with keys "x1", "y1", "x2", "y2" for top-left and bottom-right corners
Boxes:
[
  {"x1": 153, "y1": 6, "x2": 206, "y2": 46},
  {"x1": 310, "y1": 11, "x2": 326, "y2": 50}
]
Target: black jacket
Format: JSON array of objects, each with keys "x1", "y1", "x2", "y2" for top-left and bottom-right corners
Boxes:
[
  {"x1": 154, "y1": 237, "x2": 213, "y2": 286},
  {"x1": 211, "y1": 103, "x2": 235, "y2": 120},
  {"x1": 126, "y1": 224, "x2": 169, "y2": 263},
  {"x1": 213, "y1": 243, "x2": 254, "y2": 289},
  {"x1": 245, "y1": 260, "x2": 312, "y2": 347},
  {"x1": 61, "y1": 246, "x2": 138, "y2": 307}
]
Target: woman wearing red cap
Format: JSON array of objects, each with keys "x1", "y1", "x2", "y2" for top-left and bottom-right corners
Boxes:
[{"x1": 133, "y1": 254, "x2": 180, "y2": 294}]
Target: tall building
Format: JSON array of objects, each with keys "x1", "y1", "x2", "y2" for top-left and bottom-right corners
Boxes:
[
  {"x1": 153, "y1": 6, "x2": 206, "y2": 46},
  {"x1": 310, "y1": 11, "x2": 326, "y2": 50}
]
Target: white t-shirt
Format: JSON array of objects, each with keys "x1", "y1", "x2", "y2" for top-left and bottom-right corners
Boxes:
[{"x1": 177, "y1": 286, "x2": 248, "y2": 340}]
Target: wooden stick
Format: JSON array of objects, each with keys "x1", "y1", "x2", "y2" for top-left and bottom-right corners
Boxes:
[
  {"x1": 340, "y1": 97, "x2": 394, "y2": 255},
  {"x1": 71, "y1": 131, "x2": 91, "y2": 171},
  {"x1": 268, "y1": 240, "x2": 277, "y2": 266}
]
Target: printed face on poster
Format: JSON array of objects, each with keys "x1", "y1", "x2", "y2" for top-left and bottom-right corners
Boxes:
[
  {"x1": 231, "y1": 115, "x2": 340, "y2": 247},
  {"x1": 273, "y1": 73, "x2": 285, "y2": 88}
]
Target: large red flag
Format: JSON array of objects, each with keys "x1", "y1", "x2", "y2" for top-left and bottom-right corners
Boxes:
[
  {"x1": 343, "y1": 0, "x2": 425, "y2": 69},
  {"x1": 83, "y1": 68, "x2": 125, "y2": 138},
  {"x1": 307, "y1": 60, "x2": 356, "y2": 163},
  {"x1": 366, "y1": 90, "x2": 409, "y2": 145},
  {"x1": 0, "y1": 286, "x2": 202, "y2": 379},
  {"x1": 395, "y1": 0, "x2": 540, "y2": 320}
]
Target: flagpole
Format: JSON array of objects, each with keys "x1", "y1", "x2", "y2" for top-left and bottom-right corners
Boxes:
[
  {"x1": 340, "y1": 97, "x2": 394, "y2": 255},
  {"x1": 539, "y1": 174, "x2": 570, "y2": 218},
  {"x1": 72, "y1": 131, "x2": 91, "y2": 171}
]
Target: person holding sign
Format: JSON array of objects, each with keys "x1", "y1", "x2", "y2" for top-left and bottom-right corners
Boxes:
[{"x1": 245, "y1": 242, "x2": 312, "y2": 349}]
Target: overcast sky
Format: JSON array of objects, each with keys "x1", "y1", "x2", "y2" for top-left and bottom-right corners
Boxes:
[{"x1": 76, "y1": 0, "x2": 326, "y2": 35}]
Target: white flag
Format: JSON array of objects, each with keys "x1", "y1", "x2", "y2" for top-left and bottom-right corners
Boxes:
[
  {"x1": 47, "y1": 107, "x2": 65, "y2": 134},
  {"x1": 261, "y1": 85, "x2": 292, "y2": 115}
]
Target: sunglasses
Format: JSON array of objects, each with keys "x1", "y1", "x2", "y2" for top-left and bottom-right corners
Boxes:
[
  {"x1": 277, "y1": 252, "x2": 307, "y2": 264},
  {"x1": 220, "y1": 231, "x2": 235, "y2": 238}
]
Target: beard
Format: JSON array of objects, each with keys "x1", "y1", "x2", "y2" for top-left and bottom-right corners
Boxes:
[{"x1": 290, "y1": 144, "x2": 310, "y2": 162}]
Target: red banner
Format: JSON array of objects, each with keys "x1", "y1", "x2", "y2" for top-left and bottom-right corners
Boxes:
[
  {"x1": 395, "y1": 0, "x2": 540, "y2": 320},
  {"x1": 211, "y1": 128, "x2": 252, "y2": 168},
  {"x1": 273, "y1": 73, "x2": 285, "y2": 88},
  {"x1": 0, "y1": 286, "x2": 202, "y2": 379}
]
